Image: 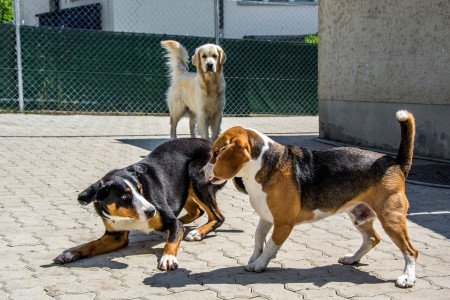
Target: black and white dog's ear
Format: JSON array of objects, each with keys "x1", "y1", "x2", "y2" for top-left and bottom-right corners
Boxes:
[
  {"x1": 77, "y1": 181, "x2": 102, "y2": 205},
  {"x1": 95, "y1": 181, "x2": 113, "y2": 201}
]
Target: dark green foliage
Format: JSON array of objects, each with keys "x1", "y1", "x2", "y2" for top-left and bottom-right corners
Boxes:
[
  {"x1": 304, "y1": 34, "x2": 318, "y2": 45},
  {"x1": 0, "y1": 24, "x2": 16, "y2": 110},
  {"x1": 0, "y1": 0, "x2": 13, "y2": 24},
  {"x1": 0, "y1": 26, "x2": 318, "y2": 115}
]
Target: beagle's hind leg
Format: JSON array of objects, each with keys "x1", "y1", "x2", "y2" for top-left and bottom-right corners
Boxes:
[
  {"x1": 378, "y1": 192, "x2": 418, "y2": 288},
  {"x1": 339, "y1": 204, "x2": 380, "y2": 265}
]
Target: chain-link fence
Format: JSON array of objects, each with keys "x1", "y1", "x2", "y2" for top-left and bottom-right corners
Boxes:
[{"x1": 1, "y1": 0, "x2": 318, "y2": 116}]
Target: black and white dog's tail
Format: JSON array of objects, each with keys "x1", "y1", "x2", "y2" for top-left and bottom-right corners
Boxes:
[
  {"x1": 160, "y1": 40, "x2": 189, "y2": 83},
  {"x1": 232, "y1": 177, "x2": 247, "y2": 194}
]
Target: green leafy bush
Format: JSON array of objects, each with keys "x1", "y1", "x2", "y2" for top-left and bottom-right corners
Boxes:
[
  {"x1": 304, "y1": 34, "x2": 318, "y2": 45},
  {"x1": 0, "y1": 0, "x2": 13, "y2": 24}
]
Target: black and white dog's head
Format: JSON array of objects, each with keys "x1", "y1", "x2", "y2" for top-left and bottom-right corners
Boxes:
[{"x1": 78, "y1": 171, "x2": 155, "y2": 221}]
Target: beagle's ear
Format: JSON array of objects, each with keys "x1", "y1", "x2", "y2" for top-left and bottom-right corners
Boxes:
[
  {"x1": 78, "y1": 181, "x2": 102, "y2": 205},
  {"x1": 192, "y1": 47, "x2": 200, "y2": 69},
  {"x1": 217, "y1": 46, "x2": 226, "y2": 65},
  {"x1": 213, "y1": 141, "x2": 250, "y2": 180}
]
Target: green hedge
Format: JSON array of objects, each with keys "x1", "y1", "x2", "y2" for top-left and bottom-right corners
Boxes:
[
  {"x1": 0, "y1": 24, "x2": 17, "y2": 110},
  {"x1": 0, "y1": 25, "x2": 317, "y2": 115}
]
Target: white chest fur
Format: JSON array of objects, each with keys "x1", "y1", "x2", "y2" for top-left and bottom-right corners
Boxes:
[
  {"x1": 243, "y1": 176, "x2": 273, "y2": 223},
  {"x1": 238, "y1": 129, "x2": 274, "y2": 223},
  {"x1": 105, "y1": 217, "x2": 153, "y2": 233}
]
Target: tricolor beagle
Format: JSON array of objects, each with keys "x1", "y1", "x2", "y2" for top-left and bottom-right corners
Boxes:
[
  {"x1": 54, "y1": 138, "x2": 225, "y2": 271},
  {"x1": 204, "y1": 110, "x2": 418, "y2": 288}
]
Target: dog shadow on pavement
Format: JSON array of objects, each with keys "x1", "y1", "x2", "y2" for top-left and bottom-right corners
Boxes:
[
  {"x1": 116, "y1": 138, "x2": 170, "y2": 152},
  {"x1": 143, "y1": 264, "x2": 388, "y2": 288}
]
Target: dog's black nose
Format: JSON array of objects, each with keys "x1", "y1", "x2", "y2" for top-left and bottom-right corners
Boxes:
[{"x1": 206, "y1": 63, "x2": 213, "y2": 71}]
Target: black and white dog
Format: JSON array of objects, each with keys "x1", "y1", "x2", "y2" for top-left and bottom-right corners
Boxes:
[{"x1": 54, "y1": 138, "x2": 225, "y2": 271}]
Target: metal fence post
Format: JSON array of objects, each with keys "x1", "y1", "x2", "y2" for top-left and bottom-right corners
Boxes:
[
  {"x1": 214, "y1": 0, "x2": 220, "y2": 45},
  {"x1": 13, "y1": 0, "x2": 25, "y2": 113}
]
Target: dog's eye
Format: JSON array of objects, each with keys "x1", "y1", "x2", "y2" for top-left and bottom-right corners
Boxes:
[
  {"x1": 202, "y1": 54, "x2": 207, "y2": 58},
  {"x1": 213, "y1": 150, "x2": 220, "y2": 158},
  {"x1": 122, "y1": 194, "x2": 132, "y2": 201},
  {"x1": 212, "y1": 54, "x2": 218, "y2": 58}
]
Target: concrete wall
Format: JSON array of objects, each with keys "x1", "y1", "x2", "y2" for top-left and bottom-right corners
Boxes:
[{"x1": 318, "y1": 0, "x2": 450, "y2": 159}]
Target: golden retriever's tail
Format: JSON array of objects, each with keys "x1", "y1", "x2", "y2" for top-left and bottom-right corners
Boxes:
[
  {"x1": 161, "y1": 40, "x2": 189, "y2": 81},
  {"x1": 395, "y1": 110, "x2": 415, "y2": 177}
]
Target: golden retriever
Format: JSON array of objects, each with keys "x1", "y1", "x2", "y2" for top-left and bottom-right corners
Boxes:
[{"x1": 161, "y1": 40, "x2": 226, "y2": 141}]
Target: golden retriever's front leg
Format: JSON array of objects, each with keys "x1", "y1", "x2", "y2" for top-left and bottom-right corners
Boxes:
[
  {"x1": 53, "y1": 231, "x2": 129, "y2": 264},
  {"x1": 210, "y1": 112, "x2": 223, "y2": 142},
  {"x1": 197, "y1": 112, "x2": 210, "y2": 140},
  {"x1": 188, "y1": 111, "x2": 197, "y2": 138}
]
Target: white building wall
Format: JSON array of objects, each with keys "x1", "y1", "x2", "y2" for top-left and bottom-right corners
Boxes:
[
  {"x1": 110, "y1": 0, "x2": 215, "y2": 37},
  {"x1": 59, "y1": 0, "x2": 102, "y2": 9},
  {"x1": 223, "y1": 1, "x2": 318, "y2": 39},
  {"x1": 20, "y1": 0, "x2": 49, "y2": 26},
  {"x1": 17, "y1": 0, "x2": 318, "y2": 39},
  {"x1": 19, "y1": 0, "x2": 113, "y2": 31}
]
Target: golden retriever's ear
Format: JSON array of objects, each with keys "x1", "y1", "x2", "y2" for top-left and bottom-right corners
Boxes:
[
  {"x1": 213, "y1": 140, "x2": 250, "y2": 180},
  {"x1": 192, "y1": 47, "x2": 200, "y2": 69},
  {"x1": 217, "y1": 46, "x2": 226, "y2": 65}
]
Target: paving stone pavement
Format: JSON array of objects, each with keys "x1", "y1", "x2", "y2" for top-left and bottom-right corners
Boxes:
[{"x1": 1, "y1": 114, "x2": 449, "y2": 300}]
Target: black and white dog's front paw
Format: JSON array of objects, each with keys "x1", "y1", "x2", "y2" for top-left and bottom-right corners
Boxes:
[
  {"x1": 185, "y1": 229, "x2": 203, "y2": 241},
  {"x1": 158, "y1": 255, "x2": 179, "y2": 271},
  {"x1": 53, "y1": 251, "x2": 81, "y2": 264}
]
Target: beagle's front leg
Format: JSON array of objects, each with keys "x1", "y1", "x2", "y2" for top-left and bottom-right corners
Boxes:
[
  {"x1": 248, "y1": 218, "x2": 273, "y2": 264},
  {"x1": 54, "y1": 230, "x2": 129, "y2": 264},
  {"x1": 245, "y1": 223, "x2": 293, "y2": 272},
  {"x1": 158, "y1": 219, "x2": 185, "y2": 271}
]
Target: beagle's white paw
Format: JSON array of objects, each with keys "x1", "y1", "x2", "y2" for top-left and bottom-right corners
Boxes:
[
  {"x1": 396, "y1": 273, "x2": 415, "y2": 288},
  {"x1": 245, "y1": 256, "x2": 269, "y2": 273},
  {"x1": 338, "y1": 253, "x2": 360, "y2": 265},
  {"x1": 248, "y1": 250, "x2": 263, "y2": 264}
]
